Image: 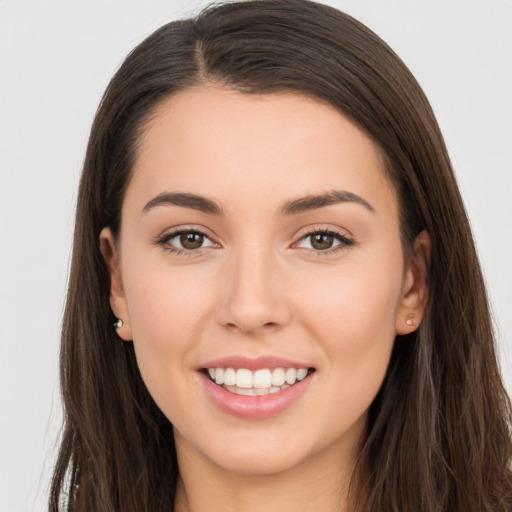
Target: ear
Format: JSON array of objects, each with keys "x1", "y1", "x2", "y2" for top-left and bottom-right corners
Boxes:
[
  {"x1": 99, "y1": 227, "x2": 133, "y2": 341},
  {"x1": 395, "y1": 230, "x2": 430, "y2": 335}
]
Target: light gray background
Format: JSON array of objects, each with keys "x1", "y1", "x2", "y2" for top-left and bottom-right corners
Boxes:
[{"x1": 1, "y1": 1, "x2": 511, "y2": 510}]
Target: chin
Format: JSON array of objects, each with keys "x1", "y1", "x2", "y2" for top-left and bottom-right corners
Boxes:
[
  {"x1": 175, "y1": 423, "x2": 318, "y2": 476},
  {"x1": 209, "y1": 445, "x2": 309, "y2": 476}
]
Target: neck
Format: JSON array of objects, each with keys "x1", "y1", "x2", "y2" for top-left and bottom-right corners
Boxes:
[{"x1": 173, "y1": 433, "x2": 359, "y2": 512}]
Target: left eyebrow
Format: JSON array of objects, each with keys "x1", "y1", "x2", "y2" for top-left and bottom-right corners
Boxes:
[{"x1": 280, "y1": 190, "x2": 375, "y2": 216}]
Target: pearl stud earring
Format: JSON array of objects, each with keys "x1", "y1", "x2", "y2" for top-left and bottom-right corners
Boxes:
[
  {"x1": 405, "y1": 313, "x2": 415, "y2": 326},
  {"x1": 113, "y1": 318, "x2": 123, "y2": 330}
]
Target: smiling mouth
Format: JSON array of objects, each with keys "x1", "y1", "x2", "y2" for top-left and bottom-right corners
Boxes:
[{"x1": 202, "y1": 367, "x2": 316, "y2": 396}]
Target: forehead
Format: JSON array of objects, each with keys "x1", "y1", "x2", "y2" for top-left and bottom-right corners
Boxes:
[{"x1": 127, "y1": 85, "x2": 397, "y2": 220}]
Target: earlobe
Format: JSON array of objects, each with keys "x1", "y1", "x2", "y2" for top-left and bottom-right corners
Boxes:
[
  {"x1": 395, "y1": 230, "x2": 430, "y2": 335},
  {"x1": 99, "y1": 227, "x2": 133, "y2": 341}
]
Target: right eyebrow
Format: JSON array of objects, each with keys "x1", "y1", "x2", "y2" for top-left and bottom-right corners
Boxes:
[{"x1": 142, "y1": 192, "x2": 224, "y2": 216}]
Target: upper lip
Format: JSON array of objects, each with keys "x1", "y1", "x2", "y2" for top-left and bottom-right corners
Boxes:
[{"x1": 199, "y1": 355, "x2": 314, "y2": 371}]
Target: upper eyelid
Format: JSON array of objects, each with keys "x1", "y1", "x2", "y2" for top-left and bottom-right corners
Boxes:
[
  {"x1": 295, "y1": 225, "x2": 352, "y2": 241},
  {"x1": 158, "y1": 225, "x2": 216, "y2": 241}
]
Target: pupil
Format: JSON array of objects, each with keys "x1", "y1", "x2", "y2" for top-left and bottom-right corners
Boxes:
[
  {"x1": 180, "y1": 233, "x2": 203, "y2": 249},
  {"x1": 312, "y1": 233, "x2": 333, "y2": 250}
]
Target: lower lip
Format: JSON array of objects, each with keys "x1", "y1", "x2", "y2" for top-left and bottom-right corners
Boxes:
[{"x1": 200, "y1": 371, "x2": 314, "y2": 419}]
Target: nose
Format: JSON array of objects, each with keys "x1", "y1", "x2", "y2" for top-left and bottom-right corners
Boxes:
[{"x1": 215, "y1": 243, "x2": 291, "y2": 335}]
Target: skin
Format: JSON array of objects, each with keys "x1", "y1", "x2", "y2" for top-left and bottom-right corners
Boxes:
[{"x1": 100, "y1": 85, "x2": 429, "y2": 512}]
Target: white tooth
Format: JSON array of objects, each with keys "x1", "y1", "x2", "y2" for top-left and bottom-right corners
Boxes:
[
  {"x1": 215, "y1": 368, "x2": 224, "y2": 385},
  {"x1": 236, "y1": 368, "x2": 253, "y2": 388},
  {"x1": 236, "y1": 387, "x2": 257, "y2": 396},
  {"x1": 255, "y1": 388, "x2": 269, "y2": 396},
  {"x1": 281, "y1": 384, "x2": 290, "y2": 390},
  {"x1": 208, "y1": 368, "x2": 215, "y2": 379},
  {"x1": 224, "y1": 368, "x2": 236, "y2": 386},
  {"x1": 253, "y1": 369, "x2": 272, "y2": 388},
  {"x1": 285, "y1": 368, "x2": 296, "y2": 385},
  {"x1": 296, "y1": 368, "x2": 308, "y2": 381},
  {"x1": 224, "y1": 385, "x2": 237, "y2": 393},
  {"x1": 271, "y1": 368, "x2": 286, "y2": 386},
  {"x1": 269, "y1": 386, "x2": 281, "y2": 394}
]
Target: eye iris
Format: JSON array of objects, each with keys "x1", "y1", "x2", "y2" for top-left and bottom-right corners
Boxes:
[
  {"x1": 180, "y1": 232, "x2": 203, "y2": 249},
  {"x1": 311, "y1": 233, "x2": 333, "y2": 250}
]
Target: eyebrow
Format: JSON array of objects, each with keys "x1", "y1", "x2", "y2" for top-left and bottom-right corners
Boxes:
[
  {"x1": 142, "y1": 190, "x2": 374, "y2": 216},
  {"x1": 280, "y1": 190, "x2": 374, "y2": 215},
  {"x1": 143, "y1": 192, "x2": 224, "y2": 216}
]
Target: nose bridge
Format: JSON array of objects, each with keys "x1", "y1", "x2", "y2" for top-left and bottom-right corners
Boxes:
[{"x1": 216, "y1": 237, "x2": 289, "y2": 333}]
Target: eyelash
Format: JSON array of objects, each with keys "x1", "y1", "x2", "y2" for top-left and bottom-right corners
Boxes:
[{"x1": 154, "y1": 227, "x2": 355, "y2": 257}]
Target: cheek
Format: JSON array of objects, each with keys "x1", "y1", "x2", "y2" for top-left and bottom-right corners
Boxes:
[
  {"x1": 122, "y1": 260, "x2": 215, "y2": 402},
  {"x1": 125, "y1": 257, "x2": 213, "y2": 339},
  {"x1": 300, "y1": 256, "x2": 401, "y2": 335},
  {"x1": 296, "y1": 257, "x2": 402, "y2": 402}
]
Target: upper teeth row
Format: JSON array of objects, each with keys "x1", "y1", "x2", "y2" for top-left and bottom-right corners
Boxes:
[{"x1": 208, "y1": 367, "x2": 309, "y2": 389}]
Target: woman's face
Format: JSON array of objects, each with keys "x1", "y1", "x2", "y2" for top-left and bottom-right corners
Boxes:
[{"x1": 102, "y1": 86, "x2": 427, "y2": 476}]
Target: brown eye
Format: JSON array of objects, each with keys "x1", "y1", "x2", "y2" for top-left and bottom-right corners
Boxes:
[
  {"x1": 180, "y1": 232, "x2": 204, "y2": 249},
  {"x1": 295, "y1": 229, "x2": 354, "y2": 255},
  {"x1": 310, "y1": 233, "x2": 334, "y2": 250},
  {"x1": 157, "y1": 228, "x2": 217, "y2": 254}
]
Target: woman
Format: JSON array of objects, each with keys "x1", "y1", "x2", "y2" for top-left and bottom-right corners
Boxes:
[{"x1": 49, "y1": 0, "x2": 512, "y2": 510}]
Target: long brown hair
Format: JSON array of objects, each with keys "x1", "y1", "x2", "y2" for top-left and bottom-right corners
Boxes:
[{"x1": 49, "y1": 1, "x2": 512, "y2": 510}]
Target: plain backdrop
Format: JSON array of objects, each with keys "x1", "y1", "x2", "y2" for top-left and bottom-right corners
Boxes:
[{"x1": 0, "y1": 0, "x2": 511, "y2": 510}]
